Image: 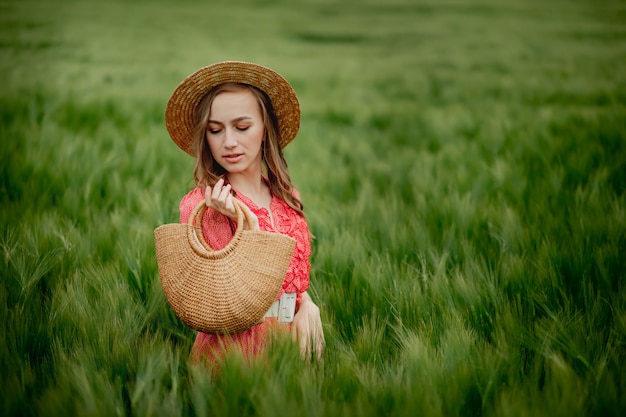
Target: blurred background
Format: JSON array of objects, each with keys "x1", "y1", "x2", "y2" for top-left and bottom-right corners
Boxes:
[{"x1": 1, "y1": 0, "x2": 625, "y2": 416}]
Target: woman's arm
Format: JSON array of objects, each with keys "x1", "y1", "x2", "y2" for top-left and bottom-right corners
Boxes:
[{"x1": 291, "y1": 291, "x2": 325, "y2": 361}]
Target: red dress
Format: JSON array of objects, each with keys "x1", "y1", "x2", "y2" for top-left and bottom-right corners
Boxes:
[{"x1": 178, "y1": 186, "x2": 312, "y2": 366}]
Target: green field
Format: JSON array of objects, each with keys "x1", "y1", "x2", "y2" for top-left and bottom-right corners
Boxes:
[{"x1": 1, "y1": 0, "x2": 625, "y2": 415}]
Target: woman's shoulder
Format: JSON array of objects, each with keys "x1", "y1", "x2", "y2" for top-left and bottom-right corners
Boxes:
[
  {"x1": 179, "y1": 187, "x2": 205, "y2": 223},
  {"x1": 180, "y1": 186, "x2": 204, "y2": 205}
]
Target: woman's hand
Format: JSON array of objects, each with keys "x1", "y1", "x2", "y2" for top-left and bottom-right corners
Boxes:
[
  {"x1": 291, "y1": 291, "x2": 325, "y2": 361},
  {"x1": 205, "y1": 179, "x2": 259, "y2": 229},
  {"x1": 205, "y1": 178, "x2": 236, "y2": 219}
]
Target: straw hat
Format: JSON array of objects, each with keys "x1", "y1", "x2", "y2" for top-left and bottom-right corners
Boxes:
[{"x1": 165, "y1": 61, "x2": 301, "y2": 155}]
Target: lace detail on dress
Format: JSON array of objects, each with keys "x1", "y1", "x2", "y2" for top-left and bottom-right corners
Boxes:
[{"x1": 178, "y1": 187, "x2": 311, "y2": 297}]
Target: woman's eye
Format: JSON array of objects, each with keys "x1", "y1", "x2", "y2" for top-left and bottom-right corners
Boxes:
[
  {"x1": 236, "y1": 126, "x2": 250, "y2": 131},
  {"x1": 207, "y1": 127, "x2": 222, "y2": 134}
]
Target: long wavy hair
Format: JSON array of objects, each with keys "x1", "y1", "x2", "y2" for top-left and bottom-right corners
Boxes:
[{"x1": 192, "y1": 83, "x2": 304, "y2": 216}]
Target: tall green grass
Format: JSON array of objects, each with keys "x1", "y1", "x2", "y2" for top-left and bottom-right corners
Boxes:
[{"x1": 1, "y1": 0, "x2": 625, "y2": 415}]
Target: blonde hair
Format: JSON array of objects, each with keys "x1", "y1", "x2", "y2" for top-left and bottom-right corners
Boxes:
[{"x1": 192, "y1": 83, "x2": 304, "y2": 216}]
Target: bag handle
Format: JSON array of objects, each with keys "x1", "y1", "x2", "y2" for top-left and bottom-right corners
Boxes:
[{"x1": 186, "y1": 198, "x2": 257, "y2": 259}]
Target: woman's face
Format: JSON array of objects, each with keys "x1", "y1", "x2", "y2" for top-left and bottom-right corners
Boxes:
[{"x1": 206, "y1": 87, "x2": 265, "y2": 176}]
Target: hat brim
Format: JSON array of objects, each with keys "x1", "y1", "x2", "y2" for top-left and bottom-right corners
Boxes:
[{"x1": 165, "y1": 61, "x2": 300, "y2": 156}]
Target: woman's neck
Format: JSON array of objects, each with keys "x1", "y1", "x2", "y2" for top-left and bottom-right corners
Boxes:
[{"x1": 226, "y1": 172, "x2": 271, "y2": 209}]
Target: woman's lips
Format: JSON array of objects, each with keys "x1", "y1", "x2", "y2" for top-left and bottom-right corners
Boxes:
[{"x1": 223, "y1": 153, "x2": 243, "y2": 163}]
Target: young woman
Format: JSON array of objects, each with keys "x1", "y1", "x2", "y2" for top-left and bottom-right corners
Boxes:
[{"x1": 165, "y1": 61, "x2": 324, "y2": 366}]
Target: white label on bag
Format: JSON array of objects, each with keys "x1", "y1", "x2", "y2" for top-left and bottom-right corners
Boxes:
[{"x1": 278, "y1": 292, "x2": 297, "y2": 323}]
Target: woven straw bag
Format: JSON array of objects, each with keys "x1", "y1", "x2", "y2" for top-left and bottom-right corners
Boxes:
[{"x1": 154, "y1": 198, "x2": 296, "y2": 334}]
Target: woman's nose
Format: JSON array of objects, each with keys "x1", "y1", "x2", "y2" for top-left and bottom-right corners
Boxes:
[{"x1": 224, "y1": 128, "x2": 238, "y2": 148}]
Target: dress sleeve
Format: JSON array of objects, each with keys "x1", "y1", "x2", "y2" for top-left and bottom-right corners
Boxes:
[
  {"x1": 275, "y1": 188, "x2": 312, "y2": 298},
  {"x1": 179, "y1": 188, "x2": 201, "y2": 224}
]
